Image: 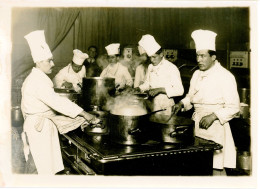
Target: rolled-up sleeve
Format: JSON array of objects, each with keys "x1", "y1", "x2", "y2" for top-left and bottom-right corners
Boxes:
[
  {"x1": 37, "y1": 82, "x2": 83, "y2": 118},
  {"x1": 181, "y1": 71, "x2": 199, "y2": 111},
  {"x1": 164, "y1": 65, "x2": 184, "y2": 98}
]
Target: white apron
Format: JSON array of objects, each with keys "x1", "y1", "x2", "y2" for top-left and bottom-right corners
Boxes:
[
  {"x1": 192, "y1": 104, "x2": 236, "y2": 169},
  {"x1": 21, "y1": 110, "x2": 64, "y2": 174}
]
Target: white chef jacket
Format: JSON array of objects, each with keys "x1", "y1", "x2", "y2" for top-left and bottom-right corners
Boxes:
[
  {"x1": 53, "y1": 63, "x2": 86, "y2": 92},
  {"x1": 181, "y1": 61, "x2": 240, "y2": 169},
  {"x1": 139, "y1": 58, "x2": 184, "y2": 115},
  {"x1": 134, "y1": 64, "x2": 147, "y2": 88},
  {"x1": 100, "y1": 62, "x2": 133, "y2": 89},
  {"x1": 21, "y1": 67, "x2": 83, "y2": 174}
]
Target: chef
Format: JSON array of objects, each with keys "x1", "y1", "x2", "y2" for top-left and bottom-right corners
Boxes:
[
  {"x1": 136, "y1": 34, "x2": 184, "y2": 115},
  {"x1": 21, "y1": 30, "x2": 99, "y2": 174},
  {"x1": 172, "y1": 29, "x2": 240, "y2": 175},
  {"x1": 53, "y1": 49, "x2": 88, "y2": 92},
  {"x1": 100, "y1": 43, "x2": 133, "y2": 90},
  {"x1": 83, "y1": 45, "x2": 102, "y2": 77}
]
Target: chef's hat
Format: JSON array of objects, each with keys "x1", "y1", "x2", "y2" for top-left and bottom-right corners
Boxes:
[
  {"x1": 191, "y1": 29, "x2": 217, "y2": 52},
  {"x1": 24, "y1": 30, "x2": 53, "y2": 63},
  {"x1": 72, "y1": 49, "x2": 89, "y2": 65},
  {"x1": 138, "y1": 34, "x2": 161, "y2": 56},
  {"x1": 105, "y1": 43, "x2": 120, "y2": 56},
  {"x1": 137, "y1": 45, "x2": 146, "y2": 55}
]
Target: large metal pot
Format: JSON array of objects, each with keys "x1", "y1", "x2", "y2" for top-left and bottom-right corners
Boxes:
[
  {"x1": 108, "y1": 106, "x2": 166, "y2": 145},
  {"x1": 149, "y1": 115, "x2": 195, "y2": 144},
  {"x1": 82, "y1": 77, "x2": 115, "y2": 111},
  {"x1": 108, "y1": 113, "x2": 149, "y2": 145}
]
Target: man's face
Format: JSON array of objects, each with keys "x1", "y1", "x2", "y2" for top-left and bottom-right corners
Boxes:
[
  {"x1": 150, "y1": 52, "x2": 163, "y2": 66},
  {"x1": 71, "y1": 62, "x2": 83, "y2": 73},
  {"x1": 107, "y1": 55, "x2": 118, "y2": 64},
  {"x1": 36, "y1": 58, "x2": 54, "y2": 74},
  {"x1": 88, "y1": 47, "x2": 97, "y2": 59},
  {"x1": 196, "y1": 49, "x2": 216, "y2": 71}
]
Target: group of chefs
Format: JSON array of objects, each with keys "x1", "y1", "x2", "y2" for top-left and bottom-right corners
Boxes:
[{"x1": 20, "y1": 29, "x2": 240, "y2": 176}]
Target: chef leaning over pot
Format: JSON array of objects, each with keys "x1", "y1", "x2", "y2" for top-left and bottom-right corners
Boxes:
[
  {"x1": 21, "y1": 30, "x2": 100, "y2": 175},
  {"x1": 53, "y1": 49, "x2": 88, "y2": 92},
  {"x1": 172, "y1": 29, "x2": 240, "y2": 175},
  {"x1": 100, "y1": 43, "x2": 133, "y2": 90},
  {"x1": 135, "y1": 34, "x2": 184, "y2": 116}
]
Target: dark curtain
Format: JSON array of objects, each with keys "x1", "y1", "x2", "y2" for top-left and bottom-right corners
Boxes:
[
  {"x1": 12, "y1": 8, "x2": 79, "y2": 80},
  {"x1": 12, "y1": 7, "x2": 249, "y2": 79}
]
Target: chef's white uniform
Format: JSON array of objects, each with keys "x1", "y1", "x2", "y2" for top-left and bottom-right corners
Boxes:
[
  {"x1": 181, "y1": 61, "x2": 240, "y2": 169},
  {"x1": 134, "y1": 64, "x2": 147, "y2": 88},
  {"x1": 53, "y1": 63, "x2": 86, "y2": 92},
  {"x1": 139, "y1": 58, "x2": 184, "y2": 115},
  {"x1": 100, "y1": 62, "x2": 133, "y2": 89},
  {"x1": 21, "y1": 67, "x2": 83, "y2": 174}
]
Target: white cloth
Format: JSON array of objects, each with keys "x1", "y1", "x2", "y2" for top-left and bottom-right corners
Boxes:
[
  {"x1": 139, "y1": 58, "x2": 184, "y2": 115},
  {"x1": 21, "y1": 67, "x2": 83, "y2": 174},
  {"x1": 53, "y1": 63, "x2": 86, "y2": 92},
  {"x1": 100, "y1": 62, "x2": 133, "y2": 89},
  {"x1": 181, "y1": 61, "x2": 240, "y2": 169},
  {"x1": 134, "y1": 64, "x2": 147, "y2": 88}
]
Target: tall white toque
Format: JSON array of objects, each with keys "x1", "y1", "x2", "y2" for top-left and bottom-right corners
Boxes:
[
  {"x1": 138, "y1": 34, "x2": 161, "y2": 56},
  {"x1": 72, "y1": 49, "x2": 88, "y2": 65},
  {"x1": 105, "y1": 43, "x2": 120, "y2": 56},
  {"x1": 191, "y1": 29, "x2": 217, "y2": 52},
  {"x1": 24, "y1": 30, "x2": 53, "y2": 63},
  {"x1": 137, "y1": 45, "x2": 146, "y2": 55}
]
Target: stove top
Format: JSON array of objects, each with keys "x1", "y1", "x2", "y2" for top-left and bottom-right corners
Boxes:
[{"x1": 63, "y1": 128, "x2": 222, "y2": 160}]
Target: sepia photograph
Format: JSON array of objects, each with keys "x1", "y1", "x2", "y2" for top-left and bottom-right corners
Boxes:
[{"x1": 0, "y1": 0, "x2": 258, "y2": 188}]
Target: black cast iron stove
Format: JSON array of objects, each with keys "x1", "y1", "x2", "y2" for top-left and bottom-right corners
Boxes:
[{"x1": 60, "y1": 127, "x2": 222, "y2": 176}]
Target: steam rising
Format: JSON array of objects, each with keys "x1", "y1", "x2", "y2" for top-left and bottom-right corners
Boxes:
[{"x1": 106, "y1": 93, "x2": 148, "y2": 116}]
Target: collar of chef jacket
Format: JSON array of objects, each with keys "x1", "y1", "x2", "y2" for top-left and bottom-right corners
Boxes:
[
  {"x1": 194, "y1": 60, "x2": 220, "y2": 93},
  {"x1": 33, "y1": 67, "x2": 54, "y2": 87},
  {"x1": 198, "y1": 60, "x2": 220, "y2": 78},
  {"x1": 68, "y1": 63, "x2": 85, "y2": 74},
  {"x1": 150, "y1": 57, "x2": 165, "y2": 74}
]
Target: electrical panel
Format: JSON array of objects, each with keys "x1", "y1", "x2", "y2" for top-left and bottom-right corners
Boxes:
[
  {"x1": 163, "y1": 49, "x2": 178, "y2": 63},
  {"x1": 123, "y1": 48, "x2": 133, "y2": 61},
  {"x1": 230, "y1": 51, "x2": 249, "y2": 68}
]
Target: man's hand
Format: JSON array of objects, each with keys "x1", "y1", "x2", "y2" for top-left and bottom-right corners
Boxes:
[
  {"x1": 148, "y1": 88, "x2": 165, "y2": 97},
  {"x1": 172, "y1": 101, "x2": 183, "y2": 115},
  {"x1": 62, "y1": 81, "x2": 73, "y2": 89},
  {"x1": 79, "y1": 111, "x2": 101, "y2": 124},
  {"x1": 199, "y1": 113, "x2": 218, "y2": 130}
]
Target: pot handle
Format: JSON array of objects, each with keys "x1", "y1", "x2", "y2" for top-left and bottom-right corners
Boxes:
[
  {"x1": 89, "y1": 123, "x2": 105, "y2": 129},
  {"x1": 170, "y1": 128, "x2": 188, "y2": 138},
  {"x1": 128, "y1": 128, "x2": 142, "y2": 135}
]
